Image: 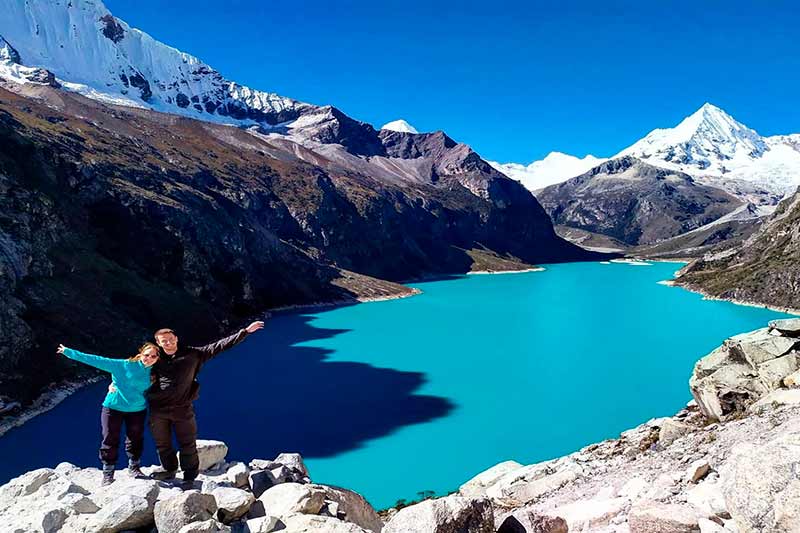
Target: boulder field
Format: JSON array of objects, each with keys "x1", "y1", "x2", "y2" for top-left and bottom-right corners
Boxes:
[{"x1": 3, "y1": 319, "x2": 800, "y2": 532}]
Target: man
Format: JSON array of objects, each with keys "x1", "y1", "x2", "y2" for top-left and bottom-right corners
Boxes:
[{"x1": 146, "y1": 321, "x2": 265, "y2": 487}]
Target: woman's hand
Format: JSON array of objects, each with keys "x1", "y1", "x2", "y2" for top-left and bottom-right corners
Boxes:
[
  {"x1": 245, "y1": 321, "x2": 265, "y2": 334},
  {"x1": 57, "y1": 344, "x2": 66, "y2": 355}
]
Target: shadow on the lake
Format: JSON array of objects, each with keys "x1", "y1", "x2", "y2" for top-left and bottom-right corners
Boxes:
[
  {"x1": 0, "y1": 311, "x2": 454, "y2": 483},
  {"x1": 191, "y1": 312, "x2": 455, "y2": 459}
]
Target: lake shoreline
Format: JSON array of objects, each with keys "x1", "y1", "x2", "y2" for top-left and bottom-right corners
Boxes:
[{"x1": 660, "y1": 279, "x2": 800, "y2": 316}]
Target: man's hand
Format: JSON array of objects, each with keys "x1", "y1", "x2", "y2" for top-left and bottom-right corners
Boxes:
[
  {"x1": 56, "y1": 344, "x2": 66, "y2": 355},
  {"x1": 245, "y1": 320, "x2": 265, "y2": 334},
  {"x1": 109, "y1": 383, "x2": 117, "y2": 393}
]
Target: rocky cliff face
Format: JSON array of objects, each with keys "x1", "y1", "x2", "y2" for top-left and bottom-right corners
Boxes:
[
  {"x1": 0, "y1": 83, "x2": 595, "y2": 403},
  {"x1": 536, "y1": 157, "x2": 743, "y2": 247},
  {"x1": 676, "y1": 187, "x2": 800, "y2": 310}
]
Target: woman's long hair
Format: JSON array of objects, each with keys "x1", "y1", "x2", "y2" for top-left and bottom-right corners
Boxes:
[{"x1": 128, "y1": 342, "x2": 160, "y2": 362}]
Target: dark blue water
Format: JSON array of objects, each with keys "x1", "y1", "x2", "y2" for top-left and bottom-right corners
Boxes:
[{"x1": 0, "y1": 262, "x2": 791, "y2": 508}]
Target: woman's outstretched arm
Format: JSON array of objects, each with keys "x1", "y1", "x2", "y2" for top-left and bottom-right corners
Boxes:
[{"x1": 57, "y1": 344, "x2": 125, "y2": 373}]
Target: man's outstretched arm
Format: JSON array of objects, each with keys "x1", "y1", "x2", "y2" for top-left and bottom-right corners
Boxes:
[{"x1": 194, "y1": 320, "x2": 266, "y2": 364}]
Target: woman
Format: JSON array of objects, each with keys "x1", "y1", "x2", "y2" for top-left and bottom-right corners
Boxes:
[{"x1": 57, "y1": 342, "x2": 160, "y2": 485}]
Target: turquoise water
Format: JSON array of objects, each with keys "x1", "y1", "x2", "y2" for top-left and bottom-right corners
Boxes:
[{"x1": 0, "y1": 261, "x2": 791, "y2": 509}]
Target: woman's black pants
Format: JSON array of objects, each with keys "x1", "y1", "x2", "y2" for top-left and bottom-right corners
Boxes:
[{"x1": 100, "y1": 407, "x2": 147, "y2": 466}]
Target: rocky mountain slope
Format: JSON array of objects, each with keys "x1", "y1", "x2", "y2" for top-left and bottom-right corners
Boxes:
[
  {"x1": 675, "y1": 187, "x2": 800, "y2": 311},
  {"x1": 4, "y1": 320, "x2": 799, "y2": 532},
  {"x1": 536, "y1": 156, "x2": 743, "y2": 247}
]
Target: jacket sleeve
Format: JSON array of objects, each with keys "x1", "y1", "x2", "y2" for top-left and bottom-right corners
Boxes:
[
  {"x1": 62, "y1": 348, "x2": 125, "y2": 374},
  {"x1": 192, "y1": 329, "x2": 249, "y2": 365}
]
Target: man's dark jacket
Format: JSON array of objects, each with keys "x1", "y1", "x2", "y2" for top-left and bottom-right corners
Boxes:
[{"x1": 147, "y1": 329, "x2": 249, "y2": 410}]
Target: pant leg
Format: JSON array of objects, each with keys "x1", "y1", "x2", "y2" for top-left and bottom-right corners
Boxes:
[
  {"x1": 99, "y1": 407, "x2": 123, "y2": 466},
  {"x1": 124, "y1": 409, "x2": 147, "y2": 463},
  {"x1": 149, "y1": 409, "x2": 179, "y2": 472},
  {"x1": 173, "y1": 404, "x2": 199, "y2": 480}
]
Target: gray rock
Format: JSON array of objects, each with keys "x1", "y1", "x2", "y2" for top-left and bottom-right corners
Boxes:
[
  {"x1": 383, "y1": 494, "x2": 493, "y2": 533},
  {"x1": 154, "y1": 491, "x2": 218, "y2": 533},
  {"x1": 0, "y1": 468, "x2": 56, "y2": 499},
  {"x1": 226, "y1": 462, "x2": 250, "y2": 488},
  {"x1": 274, "y1": 453, "x2": 309, "y2": 478},
  {"x1": 769, "y1": 318, "x2": 800, "y2": 335},
  {"x1": 59, "y1": 492, "x2": 100, "y2": 514},
  {"x1": 659, "y1": 419, "x2": 695, "y2": 446},
  {"x1": 725, "y1": 328, "x2": 797, "y2": 366},
  {"x1": 194, "y1": 440, "x2": 229, "y2": 471},
  {"x1": 280, "y1": 513, "x2": 369, "y2": 532},
  {"x1": 245, "y1": 515, "x2": 281, "y2": 533},
  {"x1": 628, "y1": 501, "x2": 702, "y2": 533},
  {"x1": 757, "y1": 352, "x2": 799, "y2": 389},
  {"x1": 314, "y1": 485, "x2": 383, "y2": 533},
  {"x1": 783, "y1": 368, "x2": 800, "y2": 387},
  {"x1": 212, "y1": 486, "x2": 255, "y2": 524},
  {"x1": 256, "y1": 482, "x2": 326, "y2": 517},
  {"x1": 723, "y1": 431, "x2": 800, "y2": 531},
  {"x1": 91, "y1": 494, "x2": 154, "y2": 533},
  {"x1": 749, "y1": 388, "x2": 800, "y2": 413},
  {"x1": 459, "y1": 461, "x2": 523, "y2": 498},
  {"x1": 485, "y1": 461, "x2": 582, "y2": 506},
  {"x1": 178, "y1": 518, "x2": 232, "y2": 533},
  {"x1": 686, "y1": 459, "x2": 711, "y2": 483},
  {"x1": 249, "y1": 470, "x2": 277, "y2": 498},
  {"x1": 497, "y1": 511, "x2": 567, "y2": 533}
]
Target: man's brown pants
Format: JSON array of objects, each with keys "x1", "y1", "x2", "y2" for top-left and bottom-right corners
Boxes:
[{"x1": 149, "y1": 403, "x2": 199, "y2": 480}]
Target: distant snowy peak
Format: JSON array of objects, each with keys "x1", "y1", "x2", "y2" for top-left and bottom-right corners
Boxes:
[
  {"x1": 0, "y1": 0, "x2": 310, "y2": 124},
  {"x1": 381, "y1": 119, "x2": 419, "y2": 134},
  {"x1": 616, "y1": 103, "x2": 800, "y2": 196},
  {"x1": 490, "y1": 151, "x2": 608, "y2": 192},
  {"x1": 618, "y1": 103, "x2": 766, "y2": 173}
]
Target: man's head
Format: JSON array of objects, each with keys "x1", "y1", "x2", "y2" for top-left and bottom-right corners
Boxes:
[{"x1": 154, "y1": 328, "x2": 179, "y2": 355}]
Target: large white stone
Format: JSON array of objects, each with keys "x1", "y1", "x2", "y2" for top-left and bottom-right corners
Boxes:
[
  {"x1": 245, "y1": 515, "x2": 281, "y2": 533},
  {"x1": 628, "y1": 501, "x2": 703, "y2": 533},
  {"x1": 281, "y1": 513, "x2": 370, "y2": 532},
  {"x1": 194, "y1": 440, "x2": 229, "y2": 471},
  {"x1": 178, "y1": 518, "x2": 232, "y2": 533},
  {"x1": 314, "y1": 485, "x2": 383, "y2": 533},
  {"x1": 91, "y1": 494, "x2": 154, "y2": 533},
  {"x1": 154, "y1": 491, "x2": 218, "y2": 533},
  {"x1": 257, "y1": 482, "x2": 326, "y2": 517},
  {"x1": 384, "y1": 494, "x2": 493, "y2": 533},
  {"x1": 723, "y1": 431, "x2": 800, "y2": 532},
  {"x1": 459, "y1": 460, "x2": 523, "y2": 498},
  {"x1": 550, "y1": 497, "x2": 628, "y2": 531},
  {"x1": 212, "y1": 486, "x2": 255, "y2": 523}
]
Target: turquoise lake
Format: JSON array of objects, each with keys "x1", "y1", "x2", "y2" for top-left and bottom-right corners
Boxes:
[{"x1": 0, "y1": 261, "x2": 792, "y2": 509}]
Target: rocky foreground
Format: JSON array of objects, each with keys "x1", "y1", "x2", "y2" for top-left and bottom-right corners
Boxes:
[{"x1": 4, "y1": 319, "x2": 800, "y2": 532}]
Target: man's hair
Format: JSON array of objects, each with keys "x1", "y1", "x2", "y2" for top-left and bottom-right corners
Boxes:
[{"x1": 154, "y1": 328, "x2": 176, "y2": 339}]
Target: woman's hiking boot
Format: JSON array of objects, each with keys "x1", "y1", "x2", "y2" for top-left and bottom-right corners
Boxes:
[
  {"x1": 101, "y1": 464, "x2": 115, "y2": 486},
  {"x1": 128, "y1": 460, "x2": 146, "y2": 479},
  {"x1": 149, "y1": 467, "x2": 178, "y2": 481}
]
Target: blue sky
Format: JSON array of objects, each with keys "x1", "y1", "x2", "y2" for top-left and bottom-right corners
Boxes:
[{"x1": 106, "y1": 0, "x2": 800, "y2": 163}]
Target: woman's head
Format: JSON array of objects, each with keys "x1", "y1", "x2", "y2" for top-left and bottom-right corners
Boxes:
[{"x1": 129, "y1": 342, "x2": 161, "y2": 367}]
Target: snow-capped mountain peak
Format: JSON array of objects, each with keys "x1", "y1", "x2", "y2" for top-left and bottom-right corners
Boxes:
[
  {"x1": 617, "y1": 103, "x2": 768, "y2": 175},
  {"x1": 615, "y1": 102, "x2": 800, "y2": 197},
  {"x1": 489, "y1": 151, "x2": 607, "y2": 192},
  {"x1": 0, "y1": 0, "x2": 310, "y2": 124},
  {"x1": 381, "y1": 119, "x2": 419, "y2": 134}
]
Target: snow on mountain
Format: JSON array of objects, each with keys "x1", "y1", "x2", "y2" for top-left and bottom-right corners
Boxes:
[
  {"x1": 0, "y1": 0, "x2": 310, "y2": 125},
  {"x1": 381, "y1": 119, "x2": 419, "y2": 134},
  {"x1": 489, "y1": 152, "x2": 607, "y2": 192},
  {"x1": 616, "y1": 103, "x2": 800, "y2": 197}
]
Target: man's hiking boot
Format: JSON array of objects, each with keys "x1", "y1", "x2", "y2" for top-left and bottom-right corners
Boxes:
[
  {"x1": 128, "y1": 460, "x2": 147, "y2": 479},
  {"x1": 150, "y1": 467, "x2": 178, "y2": 481},
  {"x1": 101, "y1": 465, "x2": 115, "y2": 486}
]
